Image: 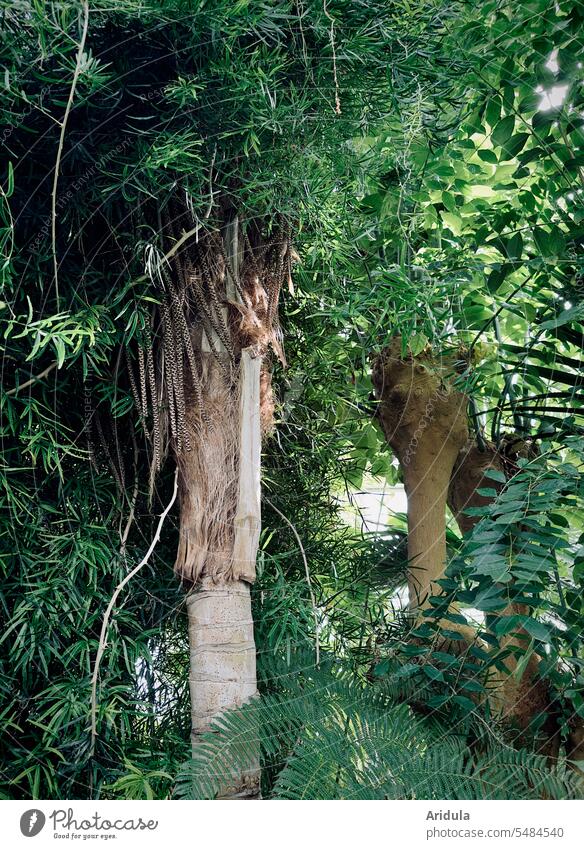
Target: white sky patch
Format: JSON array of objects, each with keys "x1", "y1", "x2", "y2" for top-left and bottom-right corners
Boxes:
[
  {"x1": 537, "y1": 84, "x2": 569, "y2": 111},
  {"x1": 546, "y1": 49, "x2": 559, "y2": 74},
  {"x1": 463, "y1": 607, "x2": 485, "y2": 626},
  {"x1": 340, "y1": 483, "x2": 407, "y2": 532}
]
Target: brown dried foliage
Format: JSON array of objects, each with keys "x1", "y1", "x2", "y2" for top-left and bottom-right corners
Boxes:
[{"x1": 125, "y1": 193, "x2": 293, "y2": 584}]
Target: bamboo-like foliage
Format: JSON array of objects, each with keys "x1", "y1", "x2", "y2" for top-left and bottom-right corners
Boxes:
[{"x1": 3, "y1": 0, "x2": 583, "y2": 803}]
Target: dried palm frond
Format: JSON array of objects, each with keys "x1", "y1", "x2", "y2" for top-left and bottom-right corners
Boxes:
[{"x1": 122, "y1": 188, "x2": 295, "y2": 579}]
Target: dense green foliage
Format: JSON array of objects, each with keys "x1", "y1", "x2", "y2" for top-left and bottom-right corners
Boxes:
[
  {"x1": 176, "y1": 657, "x2": 583, "y2": 800},
  {"x1": 1, "y1": 0, "x2": 583, "y2": 800}
]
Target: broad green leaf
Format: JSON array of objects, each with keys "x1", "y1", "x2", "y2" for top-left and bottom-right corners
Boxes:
[
  {"x1": 440, "y1": 211, "x2": 463, "y2": 235},
  {"x1": 492, "y1": 115, "x2": 515, "y2": 146}
]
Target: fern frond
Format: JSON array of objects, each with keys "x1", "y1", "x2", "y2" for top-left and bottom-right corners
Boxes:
[{"x1": 174, "y1": 658, "x2": 580, "y2": 800}]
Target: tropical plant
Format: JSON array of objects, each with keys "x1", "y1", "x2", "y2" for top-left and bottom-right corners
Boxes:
[{"x1": 1, "y1": 0, "x2": 583, "y2": 802}]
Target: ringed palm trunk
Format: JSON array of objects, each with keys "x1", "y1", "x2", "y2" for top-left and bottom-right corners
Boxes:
[
  {"x1": 187, "y1": 578, "x2": 259, "y2": 796},
  {"x1": 155, "y1": 210, "x2": 287, "y2": 798}
]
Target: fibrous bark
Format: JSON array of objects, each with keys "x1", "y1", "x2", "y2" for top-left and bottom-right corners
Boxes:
[
  {"x1": 172, "y1": 218, "x2": 282, "y2": 587},
  {"x1": 130, "y1": 198, "x2": 291, "y2": 799},
  {"x1": 175, "y1": 354, "x2": 243, "y2": 584}
]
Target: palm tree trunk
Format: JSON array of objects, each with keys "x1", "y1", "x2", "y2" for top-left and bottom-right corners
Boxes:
[
  {"x1": 372, "y1": 340, "x2": 470, "y2": 628},
  {"x1": 180, "y1": 219, "x2": 265, "y2": 798},
  {"x1": 187, "y1": 578, "x2": 260, "y2": 798},
  {"x1": 401, "y1": 452, "x2": 458, "y2": 610},
  {"x1": 155, "y1": 201, "x2": 287, "y2": 797}
]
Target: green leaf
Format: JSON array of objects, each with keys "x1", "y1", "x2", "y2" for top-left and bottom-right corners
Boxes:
[
  {"x1": 6, "y1": 160, "x2": 14, "y2": 198},
  {"x1": 441, "y1": 190, "x2": 457, "y2": 212},
  {"x1": 452, "y1": 696, "x2": 476, "y2": 712},
  {"x1": 440, "y1": 211, "x2": 463, "y2": 236},
  {"x1": 492, "y1": 115, "x2": 515, "y2": 146},
  {"x1": 485, "y1": 97, "x2": 501, "y2": 128},
  {"x1": 409, "y1": 332, "x2": 428, "y2": 356},
  {"x1": 501, "y1": 133, "x2": 529, "y2": 158},
  {"x1": 373, "y1": 659, "x2": 390, "y2": 676},
  {"x1": 507, "y1": 231, "x2": 523, "y2": 260},
  {"x1": 423, "y1": 666, "x2": 445, "y2": 682},
  {"x1": 477, "y1": 149, "x2": 498, "y2": 164},
  {"x1": 54, "y1": 337, "x2": 66, "y2": 369},
  {"x1": 484, "y1": 469, "x2": 507, "y2": 483},
  {"x1": 522, "y1": 618, "x2": 552, "y2": 642},
  {"x1": 518, "y1": 91, "x2": 541, "y2": 112},
  {"x1": 533, "y1": 225, "x2": 565, "y2": 257},
  {"x1": 461, "y1": 679, "x2": 484, "y2": 693}
]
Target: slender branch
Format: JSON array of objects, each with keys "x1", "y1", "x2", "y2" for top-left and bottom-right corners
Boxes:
[
  {"x1": 52, "y1": 1, "x2": 90, "y2": 310},
  {"x1": 323, "y1": 0, "x2": 341, "y2": 115},
  {"x1": 133, "y1": 222, "x2": 209, "y2": 289},
  {"x1": 119, "y1": 430, "x2": 140, "y2": 555},
  {"x1": 171, "y1": 225, "x2": 208, "y2": 261},
  {"x1": 5, "y1": 361, "x2": 58, "y2": 396},
  {"x1": 89, "y1": 468, "x2": 178, "y2": 755},
  {"x1": 265, "y1": 496, "x2": 320, "y2": 666}
]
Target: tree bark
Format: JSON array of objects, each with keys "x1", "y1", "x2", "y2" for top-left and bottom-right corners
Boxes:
[
  {"x1": 187, "y1": 579, "x2": 260, "y2": 798},
  {"x1": 448, "y1": 440, "x2": 560, "y2": 758},
  {"x1": 372, "y1": 339, "x2": 472, "y2": 641},
  {"x1": 180, "y1": 217, "x2": 265, "y2": 798}
]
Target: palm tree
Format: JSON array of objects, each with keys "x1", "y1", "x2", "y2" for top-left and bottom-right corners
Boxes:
[{"x1": 138, "y1": 208, "x2": 290, "y2": 796}]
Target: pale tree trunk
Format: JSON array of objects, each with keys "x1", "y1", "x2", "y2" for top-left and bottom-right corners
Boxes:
[
  {"x1": 187, "y1": 579, "x2": 260, "y2": 798},
  {"x1": 401, "y1": 452, "x2": 459, "y2": 610},
  {"x1": 183, "y1": 218, "x2": 264, "y2": 798},
  {"x1": 371, "y1": 339, "x2": 475, "y2": 645}
]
